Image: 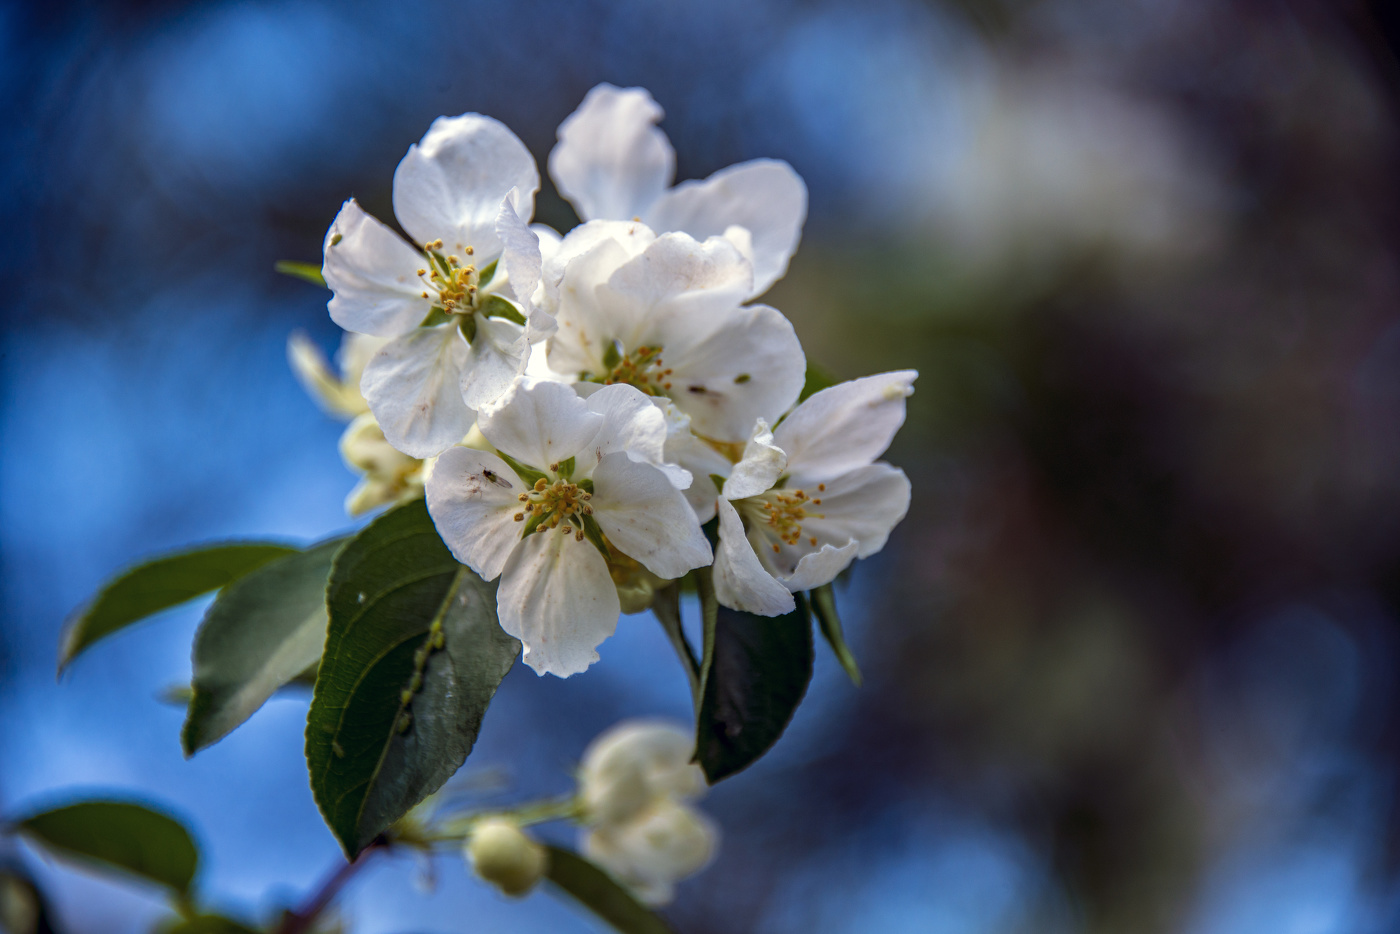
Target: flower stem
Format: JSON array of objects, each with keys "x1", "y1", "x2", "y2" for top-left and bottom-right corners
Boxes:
[{"x1": 272, "y1": 841, "x2": 384, "y2": 934}]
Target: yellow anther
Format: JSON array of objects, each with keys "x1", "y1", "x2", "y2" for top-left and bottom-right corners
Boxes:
[
  {"x1": 517, "y1": 492, "x2": 529, "y2": 502},
  {"x1": 514, "y1": 513, "x2": 524, "y2": 521},
  {"x1": 534, "y1": 478, "x2": 548, "y2": 491}
]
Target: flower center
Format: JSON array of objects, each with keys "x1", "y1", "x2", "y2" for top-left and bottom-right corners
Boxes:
[
  {"x1": 514, "y1": 475, "x2": 593, "y2": 541},
  {"x1": 417, "y1": 240, "x2": 481, "y2": 314},
  {"x1": 744, "y1": 484, "x2": 826, "y2": 551},
  {"x1": 591, "y1": 342, "x2": 673, "y2": 396}
]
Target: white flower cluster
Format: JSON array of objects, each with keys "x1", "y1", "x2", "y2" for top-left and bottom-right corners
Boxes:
[{"x1": 305, "y1": 84, "x2": 916, "y2": 677}]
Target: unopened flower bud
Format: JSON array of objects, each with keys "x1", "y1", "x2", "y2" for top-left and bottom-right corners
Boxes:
[{"x1": 465, "y1": 818, "x2": 548, "y2": 897}]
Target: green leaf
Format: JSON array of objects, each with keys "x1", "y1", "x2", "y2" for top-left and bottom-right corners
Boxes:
[
  {"x1": 544, "y1": 846, "x2": 674, "y2": 934},
  {"x1": 15, "y1": 801, "x2": 199, "y2": 895},
  {"x1": 797, "y1": 361, "x2": 838, "y2": 402},
  {"x1": 306, "y1": 499, "x2": 519, "y2": 857},
  {"x1": 695, "y1": 595, "x2": 814, "y2": 783},
  {"x1": 273, "y1": 260, "x2": 326, "y2": 288},
  {"x1": 810, "y1": 584, "x2": 862, "y2": 686},
  {"x1": 182, "y1": 539, "x2": 345, "y2": 755},
  {"x1": 60, "y1": 543, "x2": 299, "y2": 672}
]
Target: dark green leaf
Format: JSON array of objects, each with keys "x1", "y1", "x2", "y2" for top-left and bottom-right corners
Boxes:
[
  {"x1": 60, "y1": 543, "x2": 298, "y2": 672},
  {"x1": 273, "y1": 260, "x2": 326, "y2": 288},
  {"x1": 182, "y1": 539, "x2": 345, "y2": 755},
  {"x1": 797, "y1": 362, "x2": 838, "y2": 402},
  {"x1": 15, "y1": 801, "x2": 199, "y2": 895},
  {"x1": 306, "y1": 500, "x2": 519, "y2": 857},
  {"x1": 544, "y1": 846, "x2": 674, "y2": 934},
  {"x1": 156, "y1": 914, "x2": 259, "y2": 934},
  {"x1": 695, "y1": 595, "x2": 814, "y2": 783},
  {"x1": 810, "y1": 584, "x2": 862, "y2": 686}
]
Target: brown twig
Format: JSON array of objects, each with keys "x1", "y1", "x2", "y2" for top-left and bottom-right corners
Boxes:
[{"x1": 273, "y1": 839, "x2": 386, "y2": 934}]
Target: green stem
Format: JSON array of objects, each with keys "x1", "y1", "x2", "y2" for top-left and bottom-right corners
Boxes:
[
  {"x1": 695, "y1": 567, "x2": 719, "y2": 702},
  {"x1": 429, "y1": 794, "x2": 583, "y2": 843}
]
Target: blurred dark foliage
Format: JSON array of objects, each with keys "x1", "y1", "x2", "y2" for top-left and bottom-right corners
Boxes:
[{"x1": 5, "y1": 0, "x2": 1400, "y2": 932}]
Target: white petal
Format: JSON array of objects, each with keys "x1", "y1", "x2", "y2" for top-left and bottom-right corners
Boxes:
[
  {"x1": 498, "y1": 528, "x2": 619, "y2": 677},
  {"x1": 599, "y1": 232, "x2": 754, "y2": 329},
  {"x1": 460, "y1": 314, "x2": 527, "y2": 410},
  {"x1": 773, "y1": 370, "x2": 918, "y2": 480},
  {"x1": 540, "y1": 220, "x2": 656, "y2": 316},
  {"x1": 721, "y1": 419, "x2": 786, "y2": 500},
  {"x1": 545, "y1": 235, "x2": 649, "y2": 377},
  {"x1": 582, "y1": 800, "x2": 718, "y2": 906},
  {"x1": 653, "y1": 302, "x2": 806, "y2": 442},
  {"x1": 713, "y1": 497, "x2": 795, "y2": 617},
  {"x1": 336, "y1": 332, "x2": 391, "y2": 388},
  {"x1": 392, "y1": 114, "x2": 538, "y2": 258},
  {"x1": 580, "y1": 721, "x2": 705, "y2": 822},
  {"x1": 425, "y1": 447, "x2": 528, "y2": 580},
  {"x1": 477, "y1": 378, "x2": 603, "y2": 471},
  {"x1": 549, "y1": 84, "x2": 675, "y2": 222},
  {"x1": 574, "y1": 383, "x2": 675, "y2": 481},
  {"x1": 322, "y1": 199, "x2": 433, "y2": 337},
  {"x1": 793, "y1": 463, "x2": 911, "y2": 560},
  {"x1": 778, "y1": 539, "x2": 860, "y2": 592},
  {"x1": 532, "y1": 223, "x2": 563, "y2": 263},
  {"x1": 494, "y1": 194, "x2": 550, "y2": 335},
  {"x1": 591, "y1": 454, "x2": 711, "y2": 580},
  {"x1": 645, "y1": 159, "x2": 808, "y2": 296},
  {"x1": 664, "y1": 432, "x2": 730, "y2": 524},
  {"x1": 360, "y1": 325, "x2": 475, "y2": 458}
]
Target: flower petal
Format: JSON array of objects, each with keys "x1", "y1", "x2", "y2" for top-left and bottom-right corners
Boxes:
[
  {"x1": 288, "y1": 332, "x2": 367, "y2": 419},
  {"x1": 495, "y1": 193, "x2": 552, "y2": 336},
  {"x1": 477, "y1": 378, "x2": 604, "y2": 471},
  {"x1": 773, "y1": 370, "x2": 918, "y2": 480},
  {"x1": 645, "y1": 159, "x2": 808, "y2": 296},
  {"x1": 777, "y1": 539, "x2": 860, "y2": 592},
  {"x1": 713, "y1": 497, "x2": 795, "y2": 617},
  {"x1": 721, "y1": 419, "x2": 786, "y2": 500},
  {"x1": 599, "y1": 232, "x2": 754, "y2": 331},
  {"x1": 573, "y1": 383, "x2": 677, "y2": 483},
  {"x1": 652, "y1": 302, "x2": 806, "y2": 442},
  {"x1": 795, "y1": 462, "x2": 911, "y2": 560},
  {"x1": 460, "y1": 314, "x2": 527, "y2": 410},
  {"x1": 322, "y1": 199, "x2": 433, "y2": 337},
  {"x1": 392, "y1": 114, "x2": 538, "y2": 258},
  {"x1": 580, "y1": 721, "x2": 706, "y2": 825},
  {"x1": 549, "y1": 84, "x2": 675, "y2": 223},
  {"x1": 498, "y1": 527, "x2": 619, "y2": 677},
  {"x1": 592, "y1": 453, "x2": 711, "y2": 580},
  {"x1": 582, "y1": 800, "x2": 718, "y2": 906},
  {"x1": 539, "y1": 220, "x2": 656, "y2": 317},
  {"x1": 360, "y1": 324, "x2": 475, "y2": 458},
  {"x1": 425, "y1": 447, "x2": 528, "y2": 580}
]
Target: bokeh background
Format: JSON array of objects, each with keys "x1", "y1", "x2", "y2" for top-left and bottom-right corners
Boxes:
[{"x1": 4, "y1": 0, "x2": 1400, "y2": 931}]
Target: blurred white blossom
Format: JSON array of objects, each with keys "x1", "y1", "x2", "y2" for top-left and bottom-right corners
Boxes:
[{"x1": 577, "y1": 720, "x2": 717, "y2": 905}]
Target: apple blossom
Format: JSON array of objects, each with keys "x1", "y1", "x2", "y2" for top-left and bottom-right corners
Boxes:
[
  {"x1": 322, "y1": 113, "x2": 553, "y2": 458},
  {"x1": 577, "y1": 720, "x2": 717, "y2": 905},
  {"x1": 426, "y1": 379, "x2": 711, "y2": 676},
  {"x1": 713, "y1": 371, "x2": 917, "y2": 616},
  {"x1": 549, "y1": 83, "x2": 807, "y2": 297}
]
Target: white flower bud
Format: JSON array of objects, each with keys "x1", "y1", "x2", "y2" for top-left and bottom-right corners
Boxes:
[
  {"x1": 583, "y1": 799, "x2": 718, "y2": 905},
  {"x1": 465, "y1": 818, "x2": 548, "y2": 897}
]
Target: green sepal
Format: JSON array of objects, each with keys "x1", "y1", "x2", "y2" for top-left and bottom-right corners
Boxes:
[
  {"x1": 419, "y1": 306, "x2": 454, "y2": 329},
  {"x1": 60, "y1": 542, "x2": 298, "y2": 672},
  {"x1": 557, "y1": 456, "x2": 576, "y2": 479},
  {"x1": 543, "y1": 846, "x2": 675, "y2": 934},
  {"x1": 14, "y1": 800, "x2": 200, "y2": 896},
  {"x1": 274, "y1": 260, "x2": 326, "y2": 288},
  {"x1": 479, "y1": 294, "x2": 526, "y2": 325},
  {"x1": 809, "y1": 583, "x2": 861, "y2": 686},
  {"x1": 496, "y1": 451, "x2": 548, "y2": 488},
  {"x1": 477, "y1": 259, "x2": 498, "y2": 287},
  {"x1": 601, "y1": 340, "x2": 622, "y2": 371}
]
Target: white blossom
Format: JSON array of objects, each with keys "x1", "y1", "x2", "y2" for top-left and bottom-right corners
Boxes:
[
  {"x1": 713, "y1": 372, "x2": 917, "y2": 616},
  {"x1": 540, "y1": 221, "x2": 806, "y2": 474},
  {"x1": 322, "y1": 113, "x2": 553, "y2": 458},
  {"x1": 577, "y1": 720, "x2": 717, "y2": 905},
  {"x1": 549, "y1": 84, "x2": 808, "y2": 297},
  {"x1": 426, "y1": 380, "x2": 710, "y2": 676}
]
